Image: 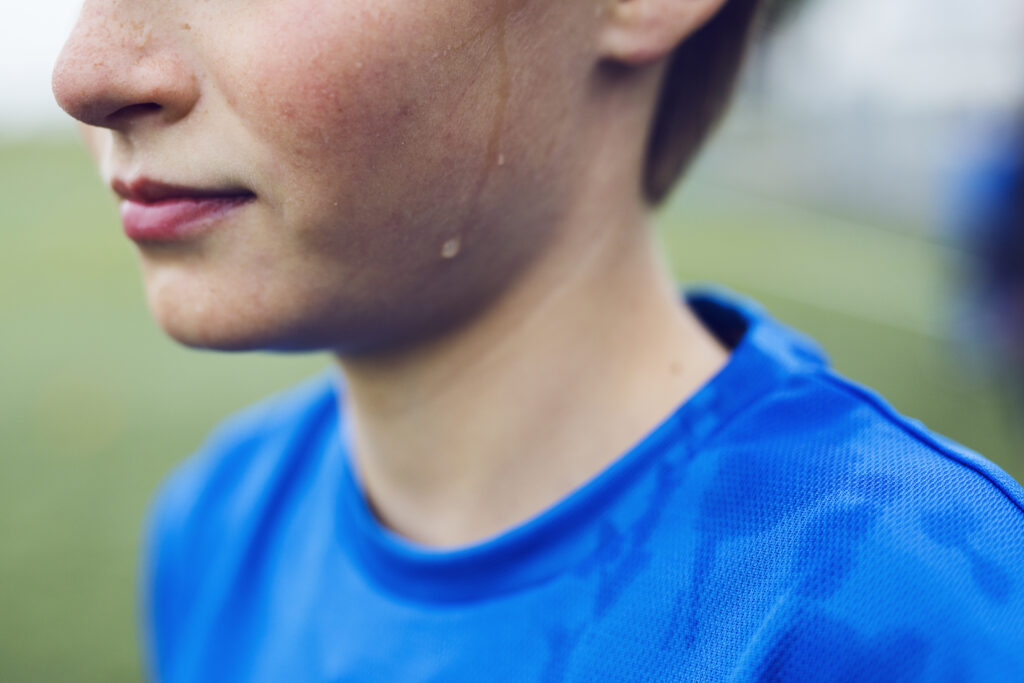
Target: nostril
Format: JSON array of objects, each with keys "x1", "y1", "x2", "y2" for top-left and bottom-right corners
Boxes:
[{"x1": 107, "y1": 102, "x2": 163, "y2": 124}]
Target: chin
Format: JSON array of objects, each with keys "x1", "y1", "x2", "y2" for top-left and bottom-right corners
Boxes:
[
  {"x1": 155, "y1": 314, "x2": 282, "y2": 353},
  {"x1": 145, "y1": 290, "x2": 295, "y2": 353},
  {"x1": 151, "y1": 292, "x2": 492, "y2": 357},
  {"x1": 140, "y1": 264, "x2": 314, "y2": 352},
  {"x1": 146, "y1": 290, "x2": 400, "y2": 355},
  {"x1": 138, "y1": 245, "x2": 522, "y2": 356}
]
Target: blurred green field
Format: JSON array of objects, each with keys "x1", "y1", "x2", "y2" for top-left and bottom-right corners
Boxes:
[{"x1": 1, "y1": 139, "x2": 1020, "y2": 681}]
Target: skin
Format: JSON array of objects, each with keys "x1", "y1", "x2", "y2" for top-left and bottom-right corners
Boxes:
[{"x1": 54, "y1": 0, "x2": 730, "y2": 546}]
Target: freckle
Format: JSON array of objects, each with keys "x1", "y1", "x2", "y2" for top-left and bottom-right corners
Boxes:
[
  {"x1": 441, "y1": 238, "x2": 461, "y2": 259},
  {"x1": 181, "y1": 23, "x2": 191, "y2": 31}
]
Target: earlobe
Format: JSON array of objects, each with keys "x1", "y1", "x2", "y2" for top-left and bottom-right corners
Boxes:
[{"x1": 600, "y1": 0, "x2": 730, "y2": 65}]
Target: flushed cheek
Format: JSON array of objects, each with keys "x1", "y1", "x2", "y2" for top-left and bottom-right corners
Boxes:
[
  {"x1": 219, "y1": 2, "x2": 490, "y2": 178},
  {"x1": 234, "y1": 35, "x2": 393, "y2": 170}
]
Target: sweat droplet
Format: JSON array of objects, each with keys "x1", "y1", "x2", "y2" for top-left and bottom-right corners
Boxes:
[{"x1": 441, "y1": 238, "x2": 461, "y2": 259}]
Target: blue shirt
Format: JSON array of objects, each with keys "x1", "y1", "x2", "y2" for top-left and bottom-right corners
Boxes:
[{"x1": 144, "y1": 291, "x2": 1024, "y2": 681}]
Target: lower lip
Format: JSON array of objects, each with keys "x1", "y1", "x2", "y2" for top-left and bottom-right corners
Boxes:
[{"x1": 121, "y1": 196, "x2": 252, "y2": 243}]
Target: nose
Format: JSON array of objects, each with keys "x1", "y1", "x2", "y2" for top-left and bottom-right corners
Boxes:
[{"x1": 52, "y1": 2, "x2": 199, "y2": 131}]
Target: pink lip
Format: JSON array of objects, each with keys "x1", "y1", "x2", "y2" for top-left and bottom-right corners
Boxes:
[
  {"x1": 120, "y1": 196, "x2": 251, "y2": 243},
  {"x1": 113, "y1": 178, "x2": 254, "y2": 243}
]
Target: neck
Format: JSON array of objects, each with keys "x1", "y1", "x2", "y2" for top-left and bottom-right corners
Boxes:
[{"x1": 335, "y1": 207, "x2": 728, "y2": 548}]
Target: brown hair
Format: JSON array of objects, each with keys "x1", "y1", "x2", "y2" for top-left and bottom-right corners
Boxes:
[{"x1": 644, "y1": 0, "x2": 764, "y2": 204}]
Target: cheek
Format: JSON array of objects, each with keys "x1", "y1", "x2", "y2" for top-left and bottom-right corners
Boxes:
[
  {"x1": 216, "y1": 2, "x2": 496, "y2": 178},
  {"x1": 215, "y1": 2, "x2": 522, "y2": 258},
  {"x1": 231, "y1": 9, "x2": 407, "y2": 171}
]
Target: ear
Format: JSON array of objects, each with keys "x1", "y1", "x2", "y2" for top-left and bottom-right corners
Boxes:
[{"x1": 600, "y1": 0, "x2": 730, "y2": 65}]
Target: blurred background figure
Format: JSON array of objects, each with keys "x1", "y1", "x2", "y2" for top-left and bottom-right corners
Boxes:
[
  {"x1": 954, "y1": 116, "x2": 1024, "y2": 410},
  {"x1": 2, "y1": 0, "x2": 1023, "y2": 680}
]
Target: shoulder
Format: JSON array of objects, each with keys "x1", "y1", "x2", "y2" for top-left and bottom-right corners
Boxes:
[
  {"x1": 149, "y1": 370, "x2": 340, "y2": 535},
  {"x1": 712, "y1": 364, "x2": 1024, "y2": 579},
  {"x1": 789, "y1": 366, "x2": 1024, "y2": 528},
  {"x1": 707, "y1": 363, "x2": 1024, "y2": 522},
  {"x1": 141, "y1": 371, "x2": 341, "y2": 676},
  {"x1": 701, "y1": 367, "x2": 1024, "y2": 677}
]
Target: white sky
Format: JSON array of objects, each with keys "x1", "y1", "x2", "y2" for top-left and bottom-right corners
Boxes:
[
  {"x1": 1, "y1": 0, "x2": 83, "y2": 136},
  {"x1": 768, "y1": 0, "x2": 1024, "y2": 116}
]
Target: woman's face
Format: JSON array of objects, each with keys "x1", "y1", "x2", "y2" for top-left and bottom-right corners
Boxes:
[{"x1": 53, "y1": 0, "x2": 601, "y2": 352}]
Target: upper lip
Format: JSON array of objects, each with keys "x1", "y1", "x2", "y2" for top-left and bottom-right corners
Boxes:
[{"x1": 112, "y1": 177, "x2": 255, "y2": 204}]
